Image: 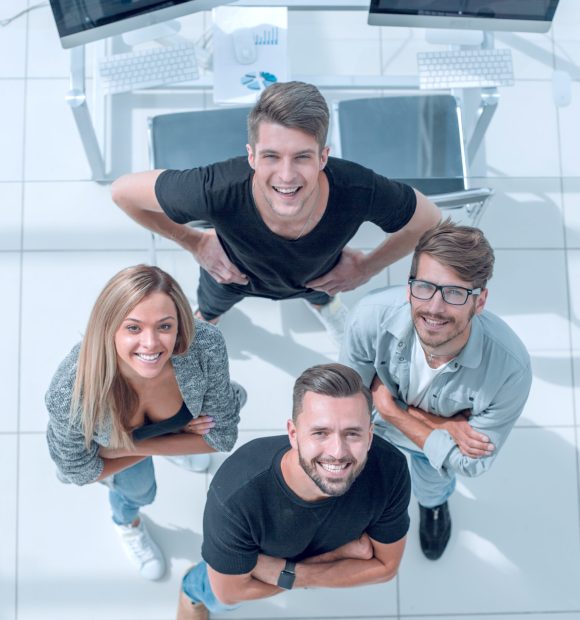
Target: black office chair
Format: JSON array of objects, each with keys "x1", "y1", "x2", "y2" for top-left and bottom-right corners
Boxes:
[
  {"x1": 334, "y1": 95, "x2": 492, "y2": 225},
  {"x1": 147, "y1": 106, "x2": 251, "y2": 262}
]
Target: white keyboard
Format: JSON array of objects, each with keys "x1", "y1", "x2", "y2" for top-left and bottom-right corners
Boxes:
[
  {"x1": 417, "y1": 48, "x2": 514, "y2": 90},
  {"x1": 98, "y1": 45, "x2": 199, "y2": 95}
]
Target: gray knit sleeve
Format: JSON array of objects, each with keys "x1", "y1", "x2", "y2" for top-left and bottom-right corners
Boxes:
[
  {"x1": 45, "y1": 345, "x2": 105, "y2": 486},
  {"x1": 175, "y1": 322, "x2": 240, "y2": 453}
]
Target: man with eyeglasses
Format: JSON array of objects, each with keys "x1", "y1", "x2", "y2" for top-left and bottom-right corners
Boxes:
[{"x1": 340, "y1": 219, "x2": 531, "y2": 560}]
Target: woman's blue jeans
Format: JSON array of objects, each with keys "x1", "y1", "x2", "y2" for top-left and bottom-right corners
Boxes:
[{"x1": 102, "y1": 457, "x2": 157, "y2": 525}]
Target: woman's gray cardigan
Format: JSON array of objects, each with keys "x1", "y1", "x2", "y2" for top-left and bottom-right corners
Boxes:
[{"x1": 45, "y1": 321, "x2": 240, "y2": 485}]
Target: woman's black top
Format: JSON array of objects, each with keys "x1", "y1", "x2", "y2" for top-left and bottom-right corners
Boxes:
[{"x1": 132, "y1": 401, "x2": 193, "y2": 441}]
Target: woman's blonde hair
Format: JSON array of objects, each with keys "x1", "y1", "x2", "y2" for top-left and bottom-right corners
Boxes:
[{"x1": 71, "y1": 265, "x2": 194, "y2": 449}]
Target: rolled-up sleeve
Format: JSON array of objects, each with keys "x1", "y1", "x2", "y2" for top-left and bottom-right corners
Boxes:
[
  {"x1": 424, "y1": 364, "x2": 532, "y2": 477},
  {"x1": 340, "y1": 309, "x2": 378, "y2": 387}
]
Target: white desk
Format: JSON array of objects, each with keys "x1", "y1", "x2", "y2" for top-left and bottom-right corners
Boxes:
[{"x1": 66, "y1": 2, "x2": 499, "y2": 182}]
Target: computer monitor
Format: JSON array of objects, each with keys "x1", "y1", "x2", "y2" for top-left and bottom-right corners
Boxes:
[
  {"x1": 368, "y1": 0, "x2": 561, "y2": 33},
  {"x1": 49, "y1": 0, "x2": 233, "y2": 48}
]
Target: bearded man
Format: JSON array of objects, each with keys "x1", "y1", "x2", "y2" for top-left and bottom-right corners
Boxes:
[{"x1": 176, "y1": 363, "x2": 410, "y2": 620}]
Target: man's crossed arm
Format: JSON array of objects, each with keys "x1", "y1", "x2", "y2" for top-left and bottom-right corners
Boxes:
[
  {"x1": 371, "y1": 376, "x2": 493, "y2": 459},
  {"x1": 370, "y1": 375, "x2": 530, "y2": 478},
  {"x1": 207, "y1": 533, "x2": 406, "y2": 606}
]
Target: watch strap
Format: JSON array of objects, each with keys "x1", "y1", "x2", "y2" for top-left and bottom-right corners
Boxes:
[{"x1": 277, "y1": 559, "x2": 297, "y2": 590}]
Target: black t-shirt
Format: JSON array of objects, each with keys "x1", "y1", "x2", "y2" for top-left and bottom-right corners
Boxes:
[
  {"x1": 201, "y1": 434, "x2": 411, "y2": 575},
  {"x1": 155, "y1": 157, "x2": 416, "y2": 300}
]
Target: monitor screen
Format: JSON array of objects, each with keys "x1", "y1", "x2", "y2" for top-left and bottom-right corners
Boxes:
[
  {"x1": 368, "y1": 0, "x2": 561, "y2": 33},
  {"x1": 49, "y1": 0, "x2": 231, "y2": 48}
]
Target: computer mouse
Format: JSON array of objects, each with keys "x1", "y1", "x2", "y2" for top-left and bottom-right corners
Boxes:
[
  {"x1": 232, "y1": 28, "x2": 257, "y2": 65},
  {"x1": 552, "y1": 70, "x2": 572, "y2": 107}
]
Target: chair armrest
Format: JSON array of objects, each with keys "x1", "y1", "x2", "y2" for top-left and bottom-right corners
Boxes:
[{"x1": 429, "y1": 187, "x2": 494, "y2": 209}]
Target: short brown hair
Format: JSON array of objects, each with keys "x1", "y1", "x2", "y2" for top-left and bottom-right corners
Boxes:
[
  {"x1": 247, "y1": 81, "x2": 329, "y2": 150},
  {"x1": 410, "y1": 218, "x2": 495, "y2": 289},
  {"x1": 292, "y1": 363, "x2": 372, "y2": 422}
]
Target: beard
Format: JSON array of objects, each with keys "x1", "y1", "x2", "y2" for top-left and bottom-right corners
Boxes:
[
  {"x1": 412, "y1": 303, "x2": 475, "y2": 351},
  {"x1": 297, "y1": 449, "x2": 367, "y2": 497}
]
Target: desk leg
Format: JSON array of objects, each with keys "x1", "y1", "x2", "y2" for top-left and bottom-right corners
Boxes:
[
  {"x1": 66, "y1": 46, "x2": 109, "y2": 182},
  {"x1": 467, "y1": 88, "x2": 500, "y2": 166}
]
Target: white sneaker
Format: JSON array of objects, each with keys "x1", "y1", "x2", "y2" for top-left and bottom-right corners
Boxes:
[
  {"x1": 114, "y1": 518, "x2": 166, "y2": 580},
  {"x1": 165, "y1": 453, "x2": 211, "y2": 473},
  {"x1": 306, "y1": 295, "x2": 349, "y2": 348},
  {"x1": 231, "y1": 380, "x2": 247, "y2": 409}
]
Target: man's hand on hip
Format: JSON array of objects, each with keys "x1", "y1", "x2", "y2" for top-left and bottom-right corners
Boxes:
[
  {"x1": 306, "y1": 247, "x2": 370, "y2": 296},
  {"x1": 191, "y1": 230, "x2": 249, "y2": 285}
]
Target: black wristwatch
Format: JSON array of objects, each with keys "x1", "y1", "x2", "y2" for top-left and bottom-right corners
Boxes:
[{"x1": 277, "y1": 559, "x2": 296, "y2": 590}]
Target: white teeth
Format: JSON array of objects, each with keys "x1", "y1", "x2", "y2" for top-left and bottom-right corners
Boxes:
[
  {"x1": 319, "y1": 462, "x2": 348, "y2": 472},
  {"x1": 274, "y1": 186, "x2": 299, "y2": 194},
  {"x1": 424, "y1": 317, "x2": 446, "y2": 326},
  {"x1": 136, "y1": 353, "x2": 161, "y2": 362}
]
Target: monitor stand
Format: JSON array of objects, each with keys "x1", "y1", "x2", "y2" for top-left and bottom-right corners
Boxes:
[
  {"x1": 425, "y1": 28, "x2": 484, "y2": 46},
  {"x1": 121, "y1": 20, "x2": 191, "y2": 48}
]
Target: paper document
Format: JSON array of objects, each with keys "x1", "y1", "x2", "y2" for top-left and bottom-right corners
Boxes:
[{"x1": 212, "y1": 6, "x2": 288, "y2": 104}]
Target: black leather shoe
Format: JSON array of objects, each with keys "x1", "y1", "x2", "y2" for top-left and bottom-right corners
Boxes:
[{"x1": 419, "y1": 501, "x2": 451, "y2": 560}]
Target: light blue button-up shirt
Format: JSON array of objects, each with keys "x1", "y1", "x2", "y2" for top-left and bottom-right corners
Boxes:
[{"x1": 340, "y1": 286, "x2": 532, "y2": 478}]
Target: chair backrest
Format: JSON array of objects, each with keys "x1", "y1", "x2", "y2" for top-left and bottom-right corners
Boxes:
[
  {"x1": 335, "y1": 95, "x2": 466, "y2": 196},
  {"x1": 148, "y1": 107, "x2": 251, "y2": 170}
]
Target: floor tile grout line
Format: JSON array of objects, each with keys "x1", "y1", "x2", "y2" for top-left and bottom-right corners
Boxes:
[
  {"x1": 14, "y1": 5, "x2": 32, "y2": 619},
  {"x1": 398, "y1": 612, "x2": 580, "y2": 618},
  {"x1": 552, "y1": 26, "x2": 580, "y2": 570},
  {"x1": 395, "y1": 566, "x2": 401, "y2": 620}
]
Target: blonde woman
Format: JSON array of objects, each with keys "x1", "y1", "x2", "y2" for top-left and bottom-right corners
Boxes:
[{"x1": 46, "y1": 265, "x2": 245, "y2": 580}]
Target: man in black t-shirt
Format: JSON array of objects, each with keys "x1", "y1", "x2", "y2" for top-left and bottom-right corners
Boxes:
[
  {"x1": 175, "y1": 363, "x2": 410, "y2": 620},
  {"x1": 112, "y1": 82, "x2": 440, "y2": 344}
]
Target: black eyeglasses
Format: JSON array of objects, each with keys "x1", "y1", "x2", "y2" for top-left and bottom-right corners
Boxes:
[{"x1": 408, "y1": 278, "x2": 481, "y2": 306}]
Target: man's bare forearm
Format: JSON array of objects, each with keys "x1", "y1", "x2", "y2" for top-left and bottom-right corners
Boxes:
[
  {"x1": 208, "y1": 567, "x2": 282, "y2": 605},
  {"x1": 226, "y1": 577, "x2": 281, "y2": 603},
  {"x1": 295, "y1": 556, "x2": 396, "y2": 588},
  {"x1": 251, "y1": 538, "x2": 401, "y2": 591},
  {"x1": 406, "y1": 404, "x2": 446, "y2": 429},
  {"x1": 111, "y1": 172, "x2": 205, "y2": 253},
  {"x1": 119, "y1": 202, "x2": 204, "y2": 252},
  {"x1": 362, "y1": 191, "x2": 440, "y2": 276},
  {"x1": 302, "y1": 534, "x2": 372, "y2": 565}
]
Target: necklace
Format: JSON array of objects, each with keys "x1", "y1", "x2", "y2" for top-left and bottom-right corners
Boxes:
[
  {"x1": 251, "y1": 177, "x2": 321, "y2": 240},
  {"x1": 293, "y1": 199, "x2": 319, "y2": 240},
  {"x1": 424, "y1": 345, "x2": 465, "y2": 363}
]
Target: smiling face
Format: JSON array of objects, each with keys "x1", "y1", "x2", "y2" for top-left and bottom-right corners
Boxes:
[
  {"x1": 288, "y1": 391, "x2": 373, "y2": 499},
  {"x1": 114, "y1": 292, "x2": 178, "y2": 382},
  {"x1": 247, "y1": 122, "x2": 329, "y2": 221},
  {"x1": 409, "y1": 254, "x2": 487, "y2": 354}
]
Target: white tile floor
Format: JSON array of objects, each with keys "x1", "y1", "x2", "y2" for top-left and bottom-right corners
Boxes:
[{"x1": 2, "y1": 1, "x2": 580, "y2": 619}]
